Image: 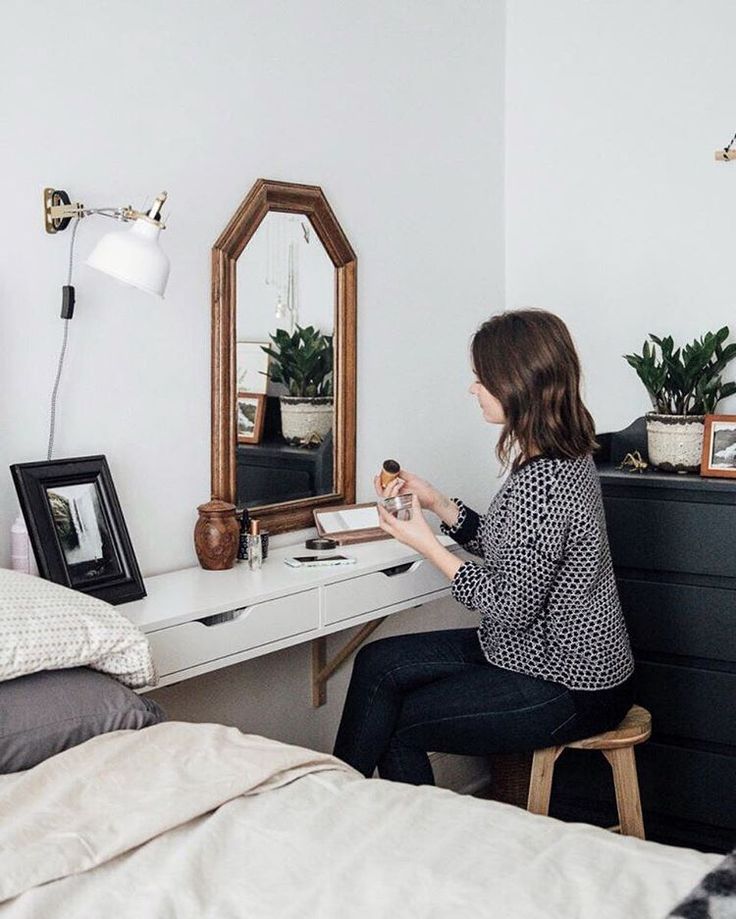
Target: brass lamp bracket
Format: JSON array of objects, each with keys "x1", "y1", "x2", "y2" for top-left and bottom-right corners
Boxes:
[
  {"x1": 44, "y1": 187, "x2": 82, "y2": 234},
  {"x1": 311, "y1": 617, "x2": 387, "y2": 707}
]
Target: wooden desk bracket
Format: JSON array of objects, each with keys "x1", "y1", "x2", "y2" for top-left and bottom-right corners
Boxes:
[{"x1": 311, "y1": 617, "x2": 387, "y2": 706}]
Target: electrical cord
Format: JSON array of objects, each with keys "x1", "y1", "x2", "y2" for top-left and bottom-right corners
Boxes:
[
  {"x1": 723, "y1": 130, "x2": 736, "y2": 156},
  {"x1": 46, "y1": 217, "x2": 80, "y2": 461}
]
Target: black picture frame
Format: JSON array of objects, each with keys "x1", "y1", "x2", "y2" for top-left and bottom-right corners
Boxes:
[{"x1": 10, "y1": 455, "x2": 146, "y2": 605}]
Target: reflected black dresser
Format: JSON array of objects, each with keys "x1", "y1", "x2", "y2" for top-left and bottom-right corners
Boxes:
[
  {"x1": 236, "y1": 397, "x2": 334, "y2": 508},
  {"x1": 549, "y1": 418, "x2": 736, "y2": 853}
]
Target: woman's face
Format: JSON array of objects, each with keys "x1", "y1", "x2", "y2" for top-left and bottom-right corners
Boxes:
[{"x1": 469, "y1": 376, "x2": 505, "y2": 424}]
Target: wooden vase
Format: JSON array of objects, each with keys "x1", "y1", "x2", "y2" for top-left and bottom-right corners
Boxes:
[{"x1": 194, "y1": 499, "x2": 240, "y2": 570}]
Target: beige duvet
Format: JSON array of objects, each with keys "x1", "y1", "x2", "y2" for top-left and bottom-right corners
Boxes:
[{"x1": 0, "y1": 722, "x2": 721, "y2": 918}]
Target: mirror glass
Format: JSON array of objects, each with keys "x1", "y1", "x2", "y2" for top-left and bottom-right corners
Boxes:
[{"x1": 235, "y1": 211, "x2": 336, "y2": 509}]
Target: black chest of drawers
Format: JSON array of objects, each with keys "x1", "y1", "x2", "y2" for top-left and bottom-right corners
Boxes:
[{"x1": 549, "y1": 420, "x2": 736, "y2": 853}]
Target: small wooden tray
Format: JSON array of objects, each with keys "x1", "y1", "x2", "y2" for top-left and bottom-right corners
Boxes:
[{"x1": 313, "y1": 501, "x2": 390, "y2": 545}]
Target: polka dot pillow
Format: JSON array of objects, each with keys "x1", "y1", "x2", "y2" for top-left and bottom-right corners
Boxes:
[{"x1": 0, "y1": 569, "x2": 156, "y2": 688}]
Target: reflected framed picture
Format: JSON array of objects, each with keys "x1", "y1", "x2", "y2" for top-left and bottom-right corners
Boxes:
[
  {"x1": 700, "y1": 414, "x2": 736, "y2": 479},
  {"x1": 10, "y1": 455, "x2": 146, "y2": 604},
  {"x1": 236, "y1": 341, "x2": 270, "y2": 395},
  {"x1": 237, "y1": 392, "x2": 266, "y2": 444}
]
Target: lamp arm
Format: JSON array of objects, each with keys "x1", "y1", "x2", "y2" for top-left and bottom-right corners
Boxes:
[
  {"x1": 47, "y1": 204, "x2": 125, "y2": 220},
  {"x1": 44, "y1": 188, "x2": 167, "y2": 233}
]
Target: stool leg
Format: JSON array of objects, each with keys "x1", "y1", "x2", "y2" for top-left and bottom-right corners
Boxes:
[
  {"x1": 527, "y1": 746, "x2": 561, "y2": 816},
  {"x1": 603, "y1": 746, "x2": 645, "y2": 839}
]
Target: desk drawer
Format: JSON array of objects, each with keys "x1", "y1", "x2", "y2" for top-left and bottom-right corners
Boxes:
[
  {"x1": 148, "y1": 589, "x2": 319, "y2": 676},
  {"x1": 323, "y1": 560, "x2": 449, "y2": 626}
]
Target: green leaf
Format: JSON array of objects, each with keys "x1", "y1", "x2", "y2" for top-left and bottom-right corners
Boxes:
[{"x1": 625, "y1": 327, "x2": 736, "y2": 416}]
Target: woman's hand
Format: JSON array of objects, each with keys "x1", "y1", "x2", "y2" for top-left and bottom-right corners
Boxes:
[
  {"x1": 373, "y1": 470, "x2": 460, "y2": 529},
  {"x1": 373, "y1": 469, "x2": 441, "y2": 512},
  {"x1": 376, "y1": 494, "x2": 439, "y2": 556},
  {"x1": 376, "y1": 494, "x2": 463, "y2": 581}
]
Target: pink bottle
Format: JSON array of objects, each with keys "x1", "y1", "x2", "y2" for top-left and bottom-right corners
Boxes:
[{"x1": 11, "y1": 514, "x2": 38, "y2": 575}]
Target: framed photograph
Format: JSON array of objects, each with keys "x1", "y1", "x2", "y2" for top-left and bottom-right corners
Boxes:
[
  {"x1": 10, "y1": 456, "x2": 146, "y2": 604},
  {"x1": 236, "y1": 341, "x2": 270, "y2": 395},
  {"x1": 237, "y1": 392, "x2": 266, "y2": 444},
  {"x1": 700, "y1": 414, "x2": 736, "y2": 479}
]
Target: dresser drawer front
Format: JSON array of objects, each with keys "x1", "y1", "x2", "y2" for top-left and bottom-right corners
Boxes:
[
  {"x1": 605, "y1": 497, "x2": 735, "y2": 578},
  {"x1": 323, "y1": 561, "x2": 449, "y2": 625},
  {"x1": 554, "y1": 742, "x2": 736, "y2": 830},
  {"x1": 619, "y1": 579, "x2": 736, "y2": 661},
  {"x1": 148, "y1": 590, "x2": 319, "y2": 676},
  {"x1": 637, "y1": 661, "x2": 736, "y2": 746},
  {"x1": 639, "y1": 743, "x2": 736, "y2": 829}
]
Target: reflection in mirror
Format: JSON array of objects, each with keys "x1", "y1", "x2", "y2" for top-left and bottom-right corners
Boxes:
[{"x1": 236, "y1": 212, "x2": 335, "y2": 509}]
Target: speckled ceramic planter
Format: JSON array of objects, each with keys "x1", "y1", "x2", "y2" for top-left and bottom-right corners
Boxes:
[
  {"x1": 280, "y1": 396, "x2": 333, "y2": 445},
  {"x1": 645, "y1": 413, "x2": 705, "y2": 474}
]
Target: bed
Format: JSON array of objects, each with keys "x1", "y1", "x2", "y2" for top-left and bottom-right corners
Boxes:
[
  {"x1": 0, "y1": 569, "x2": 728, "y2": 917},
  {"x1": 0, "y1": 721, "x2": 725, "y2": 918}
]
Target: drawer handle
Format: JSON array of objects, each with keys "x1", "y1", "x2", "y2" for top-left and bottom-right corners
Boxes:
[
  {"x1": 380, "y1": 561, "x2": 422, "y2": 577},
  {"x1": 196, "y1": 607, "x2": 251, "y2": 627}
]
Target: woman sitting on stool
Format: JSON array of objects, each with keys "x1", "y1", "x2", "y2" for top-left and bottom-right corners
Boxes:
[{"x1": 333, "y1": 309, "x2": 635, "y2": 785}]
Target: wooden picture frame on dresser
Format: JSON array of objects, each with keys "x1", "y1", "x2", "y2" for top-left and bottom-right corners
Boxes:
[
  {"x1": 211, "y1": 179, "x2": 357, "y2": 534},
  {"x1": 700, "y1": 414, "x2": 736, "y2": 478},
  {"x1": 236, "y1": 392, "x2": 266, "y2": 445}
]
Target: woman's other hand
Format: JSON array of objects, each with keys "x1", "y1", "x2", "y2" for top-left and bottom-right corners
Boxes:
[{"x1": 373, "y1": 469, "x2": 440, "y2": 511}]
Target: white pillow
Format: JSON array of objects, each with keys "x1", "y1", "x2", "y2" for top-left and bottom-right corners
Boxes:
[{"x1": 0, "y1": 569, "x2": 157, "y2": 688}]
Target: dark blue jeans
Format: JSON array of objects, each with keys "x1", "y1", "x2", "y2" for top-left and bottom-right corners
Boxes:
[{"x1": 333, "y1": 628, "x2": 634, "y2": 785}]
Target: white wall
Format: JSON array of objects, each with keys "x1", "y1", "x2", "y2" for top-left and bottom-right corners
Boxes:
[
  {"x1": 1, "y1": 1, "x2": 505, "y2": 770},
  {"x1": 1, "y1": 0, "x2": 504, "y2": 575},
  {"x1": 506, "y1": 0, "x2": 736, "y2": 432}
]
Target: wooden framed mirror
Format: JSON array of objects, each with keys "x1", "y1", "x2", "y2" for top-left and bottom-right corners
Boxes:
[{"x1": 211, "y1": 179, "x2": 356, "y2": 534}]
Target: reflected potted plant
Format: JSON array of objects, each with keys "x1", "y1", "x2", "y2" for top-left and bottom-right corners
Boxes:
[
  {"x1": 262, "y1": 325, "x2": 333, "y2": 446},
  {"x1": 624, "y1": 327, "x2": 736, "y2": 472}
]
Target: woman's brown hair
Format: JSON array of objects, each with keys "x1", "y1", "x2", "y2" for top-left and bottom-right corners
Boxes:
[{"x1": 471, "y1": 309, "x2": 597, "y2": 472}]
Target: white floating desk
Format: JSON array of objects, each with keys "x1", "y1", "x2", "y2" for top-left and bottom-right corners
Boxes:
[{"x1": 124, "y1": 536, "x2": 463, "y2": 701}]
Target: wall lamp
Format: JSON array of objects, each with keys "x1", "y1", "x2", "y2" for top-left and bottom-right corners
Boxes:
[
  {"x1": 43, "y1": 187, "x2": 170, "y2": 300},
  {"x1": 42, "y1": 186, "x2": 172, "y2": 461}
]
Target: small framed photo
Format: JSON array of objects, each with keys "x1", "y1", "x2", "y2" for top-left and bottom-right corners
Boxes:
[
  {"x1": 10, "y1": 456, "x2": 146, "y2": 604},
  {"x1": 237, "y1": 392, "x2": 266, "y2": 444},
  {"x1": 700, "y1": 414, "x2": 736, "y2": 478},
  {"x1": 236, "y1": 341, "x2": 270, "y2": 394}
]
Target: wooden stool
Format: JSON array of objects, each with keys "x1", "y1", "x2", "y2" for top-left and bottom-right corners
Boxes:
[{"x1": 526, "y1": 704, "x2": 652, "y2": 839}]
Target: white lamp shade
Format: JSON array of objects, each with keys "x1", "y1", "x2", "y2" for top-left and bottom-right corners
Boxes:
[{"x1": 86, "y1": 219, "x2": 170, "y2": 297}]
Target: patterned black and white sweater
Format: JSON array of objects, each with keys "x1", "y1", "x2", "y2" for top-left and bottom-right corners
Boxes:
[{"x1": 442, "y1": 454, "x2": 634, "y2": 691}]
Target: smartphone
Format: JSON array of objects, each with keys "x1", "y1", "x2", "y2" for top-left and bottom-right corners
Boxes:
[{"x1": 284, "y1": 555, "x2": 356, "y2": 568}]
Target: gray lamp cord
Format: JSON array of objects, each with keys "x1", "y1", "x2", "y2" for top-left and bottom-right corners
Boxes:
[{"x1": 46, "y1": 217, "x2": 80, "y2": 461}]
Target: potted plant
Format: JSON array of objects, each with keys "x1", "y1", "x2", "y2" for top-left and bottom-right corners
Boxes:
[
  {"x1": 624, "y1": 327, "x2": 736, "y2": 472},
  {"x1": 261, "y1": 325, "x2": 334, "y2": 446}
]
